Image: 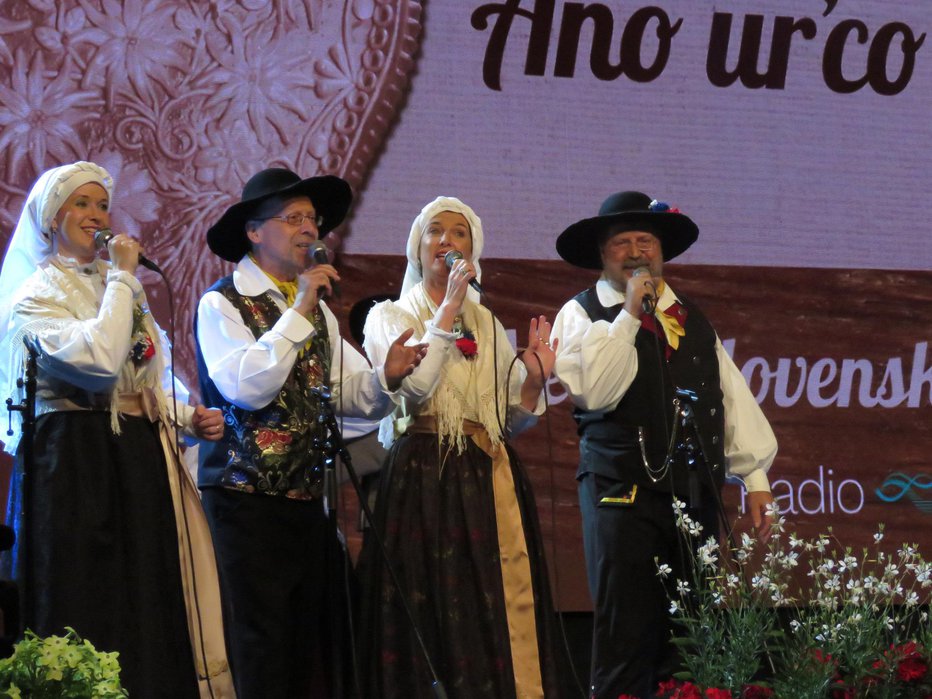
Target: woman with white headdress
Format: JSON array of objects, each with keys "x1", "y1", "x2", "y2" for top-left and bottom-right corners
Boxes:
[
  {"x1": 0, "y1": 162, "x2": 234, "y2": 697},
  {"x1": 357, "y1": 197, "x2": 563, "y2": 698}
]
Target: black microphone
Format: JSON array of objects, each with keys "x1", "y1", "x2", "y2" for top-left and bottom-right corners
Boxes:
[
  {"x1": 309, "y1": 240, "x2": 339, "y2": 298},
  {"x1": 443, "y1": 250, "x2": 483, "y2": 295},
  {"x1": 94, "y1": 228, "x2": 162, "y2": 274},
  {"x1": 633, "y1": 266, "x2": 655, "y2": 314}
]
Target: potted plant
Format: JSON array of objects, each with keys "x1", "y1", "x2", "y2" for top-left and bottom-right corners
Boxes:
[{"x1": 0, "y1": 627, "x2": 126, "y2": 698}]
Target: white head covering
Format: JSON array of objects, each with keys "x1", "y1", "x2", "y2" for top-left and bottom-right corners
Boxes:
[
  {"x1": 0, "y1": 161, "x2": 114, "y2": 337},
  {"x1": 0, "y1": 162, "x2": 114, "y2": 452},
  {"x1": 400, "y1": 196, "x2": 484, "y2": 303}
]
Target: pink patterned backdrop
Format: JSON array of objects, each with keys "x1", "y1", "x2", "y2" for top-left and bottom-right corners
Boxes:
[{"x1": 0, "y1": 0, "x2": 422, "y2": 373}]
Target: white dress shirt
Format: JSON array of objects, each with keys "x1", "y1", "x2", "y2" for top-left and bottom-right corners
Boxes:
[
  {"x1": 196, "y1": 255, "x2": 391, "y2": 419},
  {"x1": 552, "y1": 278, "x2": 776, "y2": 492}
]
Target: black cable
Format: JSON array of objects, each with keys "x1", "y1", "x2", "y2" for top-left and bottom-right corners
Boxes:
[{"x1": 333, "y1": 312, "x2": 363, "y2": 699}]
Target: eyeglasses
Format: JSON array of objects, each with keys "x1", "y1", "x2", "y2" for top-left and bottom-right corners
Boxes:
[
  {"x1": 607, "y1": 236, "x2": 657, "y2": 253},
  {"x1": 255, "y1": 212, "x2": 324, "y2": 228}
]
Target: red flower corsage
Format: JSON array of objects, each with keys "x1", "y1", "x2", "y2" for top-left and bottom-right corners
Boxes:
[
  {"x1": 130, "y1": 304, "x2": 156, "y2": 365},
  {"x1": 130, "y1": 334, "x2": 156, "y2": 364},
  {"x1": 455, "y1": 329, "x2": 478, "y2": 358}
]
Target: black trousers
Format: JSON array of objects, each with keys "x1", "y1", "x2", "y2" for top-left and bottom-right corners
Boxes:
[
  {"x1": 578, "y1": 473, "x2": 720, "y2": 699},
  {"x1": 201, "y1": 487, "x2": 353, "y2": 699}
]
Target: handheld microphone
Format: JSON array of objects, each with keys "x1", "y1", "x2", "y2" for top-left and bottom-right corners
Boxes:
[
  {"x1": 94, "y1": 229, "x2": 162, "y2": 274},
  {"x1": 443, "y1": 250, "x2": 483, "y2": 295},
  {"x1": 309, "y1": 240, "x2": 339, "y2": 298},
  {"x1": 633, "y1": 266, "x2": 655, "y2": 314}
]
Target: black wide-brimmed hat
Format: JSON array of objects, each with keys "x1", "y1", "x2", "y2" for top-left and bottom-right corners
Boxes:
[
  {"x1": 556, "y1": 191, "x2": 699, "y2": 270},
  {"x1": 207, "y1": 168, "x2": 353, "y2": 262}
]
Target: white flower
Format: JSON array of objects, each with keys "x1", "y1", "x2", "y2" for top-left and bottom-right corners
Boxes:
[
  {"x1": 873, "y1": 530, "x2": 884, "y2": 544},
  {"x1": 676, "y1": 580, "x2": 691, "y2": 596},
  {"x1": 905, "y1": 591, "x2": 920, "y2": 607},
  {"x1": 669, "y1": 600, "x2": 680, "y2": 614},
  {"x1": 656, "y1": 563, "x2": 673, "y2": 579},
  {"x1": 698, "y1": 541, "x2": 718, "y2": 568}
]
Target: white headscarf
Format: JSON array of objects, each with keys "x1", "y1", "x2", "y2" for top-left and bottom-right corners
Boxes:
[
  {"x1": 0, "y1": 162, "x2": 114, "y2": 452},
  {"x1": 400, "y1": 196, "x2": 484, "y2": 303},
  {"x1": 0, "y1": 162, "x2": 114, "y2": 337}
]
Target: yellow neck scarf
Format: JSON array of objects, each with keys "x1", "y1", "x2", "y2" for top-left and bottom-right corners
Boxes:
[
  {"x1": 252, "y1": 254, "x2": 299, "y2": 305},
  {"x1": 653, "y1": 280, "x2": 686, "y2": 350}
]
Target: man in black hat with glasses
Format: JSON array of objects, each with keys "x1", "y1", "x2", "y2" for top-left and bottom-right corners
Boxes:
[
  {"x1": 550, "y1": 191, "x2": 778, "y2": 699},
  {"x1": 194, "y1": 168, "x2": 426, "y2": 698}
]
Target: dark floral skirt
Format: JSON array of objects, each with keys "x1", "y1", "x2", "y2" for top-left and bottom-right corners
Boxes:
[{"x1": 356, "y1": 431, "x2": 563, "y2": 699}]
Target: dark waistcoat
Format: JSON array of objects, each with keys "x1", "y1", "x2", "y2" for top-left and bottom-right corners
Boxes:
[
  {"x1": 196, "y1": 276, "x2": 332, "y2": 499},
  {"x1": 573, "y1": 286, "x2": 726, "y2": 498}
]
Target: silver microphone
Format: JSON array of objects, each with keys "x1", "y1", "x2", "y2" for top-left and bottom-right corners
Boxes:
[
  {"x1": 633, "y1": 266, "x2": 655, "y2": 314},
  {"x1": 443, "y1": 250, "x2": 483, "y2": 294},
  {"x1": 93, "y1": 228, "x2": 162, "y2": 273}
]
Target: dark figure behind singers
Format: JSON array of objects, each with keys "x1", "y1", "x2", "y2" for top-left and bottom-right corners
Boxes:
[
  {"x1": 551, "y1": 191, "x2": 778, "y2": 699},
  {"x1": 356, "y1": 196, "x2": 563, "y2": 698},
  {"x1": 0, "y1": 161, "x2": 233, "y2": 697},
  {"x1": 194, "y1": 167, "x2": 425, "y2": 698}
]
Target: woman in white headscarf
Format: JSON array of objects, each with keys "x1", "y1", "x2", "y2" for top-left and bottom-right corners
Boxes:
[
  {"x1": 0, "y1": 162, "x2": 234, "y2": 698},
  {"x1": 356, "y1": 197, "x2": 563, "y2": 699}
]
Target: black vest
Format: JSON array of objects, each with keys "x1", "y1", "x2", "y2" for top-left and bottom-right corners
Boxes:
[
  {"x1": 573, "y1": 286, "x2": 726, "y2": 497},
  {"x1": 195, "y1": 276, "x2": 332, "y2": 499}
]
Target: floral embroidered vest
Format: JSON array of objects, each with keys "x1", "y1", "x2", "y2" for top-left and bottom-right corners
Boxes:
[{"x1": 196, "y1": 276, "x2": 331, "y2": 499}]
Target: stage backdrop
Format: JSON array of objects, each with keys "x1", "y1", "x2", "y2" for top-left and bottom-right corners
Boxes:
[{"x1": 0, "y1": 0, "x2": 930, "y2": 610}]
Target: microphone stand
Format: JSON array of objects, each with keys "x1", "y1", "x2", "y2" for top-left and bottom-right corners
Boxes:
[
  {"x1": 670, "y1": 387, "x2": 779, "y2": 678},
  {"x1": 5, "y1": 335, "x2": 40, "y2": 633},
  {"x1": 312, "y1": 386, "x2": 449, "y2": 699}
]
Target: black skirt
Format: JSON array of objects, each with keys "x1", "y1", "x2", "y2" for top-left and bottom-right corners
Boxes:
[
  {"x1": 2, "y1": 411, "x2": 198, "y2": 698},
  {"x1": 357, "y1": 432, "x2": 563, "y2": 699}
]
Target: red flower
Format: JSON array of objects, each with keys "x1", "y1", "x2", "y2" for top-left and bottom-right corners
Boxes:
[
  {"x1": 898, "y1": 654, "x2": 928, "y2": 683},
  {"x1": 677, "y1": 683, "x2": 703, "y2": 699},
  {"x1": 704, "y1": 689, "x2": 733, "y2": 699},
  {"x1": 455, "y1": 336, "x2": 478, "y2": 358},
  {"x1": 741, "y1": 686, "x2": 774, "y2": 699}
]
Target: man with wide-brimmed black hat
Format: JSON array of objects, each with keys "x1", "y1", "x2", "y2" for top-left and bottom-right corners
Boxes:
[
  {"x1": 551, "y1": 191, "x2": 778, "y2": 699},
  {"x1": 194, "y1": 168, "x2": 426, "y2": 698}
]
